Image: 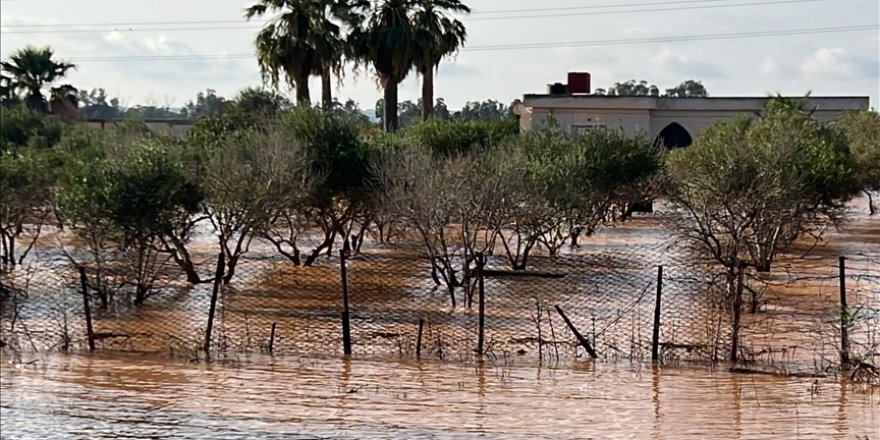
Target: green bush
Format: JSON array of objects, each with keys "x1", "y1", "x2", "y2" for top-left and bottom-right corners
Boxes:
[
  {"x1": 278, "y1": 107, "x2": 374, "y2": 200},
  {"x1": 406, "y1": 117, "x2": 518, "y2": 157},
  {"x1": 0, "y1": 105, "x2": 66, "y2": 150},
  {"x1": 838, "y1": 110, "x2": 880, "y2": 193}
]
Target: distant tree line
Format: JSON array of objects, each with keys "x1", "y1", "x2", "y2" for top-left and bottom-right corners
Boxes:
[{"x1": 593, "y1": 79, "x2": 709, "y2": 97}]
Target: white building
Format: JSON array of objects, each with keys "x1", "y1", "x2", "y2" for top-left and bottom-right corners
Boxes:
[{"x1": 516, "y1": 73, "x2": 870, "y2": 148}]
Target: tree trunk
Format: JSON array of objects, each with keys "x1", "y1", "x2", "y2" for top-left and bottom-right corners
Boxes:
[
  {"x1": 222, "y1": 255, "x2": 239, "y2": 285},
  {"x1": 421, "y1": 67, "x2": 433, "y2": 121},
  {"x1": 294, "y1": 73, "x2": 311, "y2": 107},
  {"x1": 304, "y1": 230, "x2": 336, "y2": 266},
  {"x1": 3, "y1": 234, "x2": 14, "y2": 267},
  {"x1": 164, "y1": 236, "x2": 205, "y2": 284},
  {"x1": 321, "y1": 68, "x2": 332, "y2": 111},
  {"x1": 383, "y1": 79, "x2": 399, "y2": 132},
  {"x1": 26, "y1": 92, "x2": 47, "y2": 113},
  {"x1": 135, "y1": 284, "x2": 148, "y2": 305},
  {"x1": 865, "y1": 189, "x2": 876, "y2": 215}
]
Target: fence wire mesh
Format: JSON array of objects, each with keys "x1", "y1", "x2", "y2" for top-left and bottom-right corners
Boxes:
[{"x1": 1, "y1": 233, "x2": 878, "y2": 377}]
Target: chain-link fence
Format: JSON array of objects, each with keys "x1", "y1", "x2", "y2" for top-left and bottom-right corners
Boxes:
[{"x1": 1, "y1": 240, "x2": 878, "y2": 378}]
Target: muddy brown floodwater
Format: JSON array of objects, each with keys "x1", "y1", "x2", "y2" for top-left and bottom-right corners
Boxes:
[{"x1": 1, "y1": 352, "x2": 877, "y2": 440}]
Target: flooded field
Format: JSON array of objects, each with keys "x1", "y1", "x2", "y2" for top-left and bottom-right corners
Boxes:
[
  {"x1": 0, "y1": 198, "x2": 878, "y2": 439},
  {"x1": 1, "y1": 198, "x2": 878, "y2": 369},
  {"x1": 1, "y1": 352, "x2": 878, "y2": 440}
]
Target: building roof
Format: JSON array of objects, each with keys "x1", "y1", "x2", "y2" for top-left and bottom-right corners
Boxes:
[{"x1": 520, "y1": 95, "x2": 870, "y2": 112}]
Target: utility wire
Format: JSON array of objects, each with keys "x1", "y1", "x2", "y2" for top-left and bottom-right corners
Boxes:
[
  {"x1": 1, "y1": 0, "x2": 830, "y2": 33},
  {"x1": 62, "y1": 24, "x2": 878, "y2": 62},
  {"x1": 0, "y1": 0, "x2": 790, "y2": 13}
]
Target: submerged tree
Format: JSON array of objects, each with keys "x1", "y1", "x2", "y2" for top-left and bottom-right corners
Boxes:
[
  {"x1": 0, "y1": 147, "x2": 54, "y2": 270},
  {"x1": 490, "y1": 126, "x2": 661, "y2": 268},
  {"x1": 55, "y1": 127, "x2": 203, "y2": 305},
  {"x1": 263, "y1": 107, "x2": 367, "y2": 266},
  {"x1": 375, "y1": 146, "x2": 500, "y2": 307},
  {"x1": 838, "y1": 110, "x2": 880, "y2": 215},
  {"x1": 665, "y1": 96, "x2": 860, "y2": 300},
  {"x1": 664, "y1": 98, "x2": 861, "y2": 360}
]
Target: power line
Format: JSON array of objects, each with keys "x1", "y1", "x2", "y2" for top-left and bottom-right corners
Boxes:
[
  {"x1": 63, "y1": 24, "x2": 878, "y2": 62},
  {"x1": 1, "y1": 0, "x2": 829, "y2": 33},
  {"x1": 471, "y1": 0, "x2": 827, "y2": 21},
  {"x1": 0, "y1": 0, "x2": 773, "y2": 15}
]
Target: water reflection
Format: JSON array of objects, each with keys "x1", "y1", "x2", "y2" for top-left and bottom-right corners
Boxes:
[
  {"x1": 652, "y1": 364, "x2": 663, "y2": 440},
  {"x1": 1, "y1": 353, "x2": 877, "y2": 439}
]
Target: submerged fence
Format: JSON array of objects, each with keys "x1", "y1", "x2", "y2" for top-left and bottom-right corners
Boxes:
[{"x1": 1, "y1": 244, "x2": 878, "y2": 374}]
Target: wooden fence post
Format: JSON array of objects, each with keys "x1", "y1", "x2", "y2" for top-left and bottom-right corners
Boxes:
[
  {"x1": 555, "y1": 305, "x2": 598, "y2": 359},
  {"x1": 651, "y1": 265, "x2": 663, "y2": 362},
  {"x1": 79, "y1": 267, "x2": 95, "y2": 352},
  {"x1": 839, "y1": 256, "x2": 850, "y2": 368},
  {"x1": 340, "y1": 251, "x2": 352, "y2": 356},
  {"x1": 204, "y1": 252, "x2": 225, "y2": 356}
]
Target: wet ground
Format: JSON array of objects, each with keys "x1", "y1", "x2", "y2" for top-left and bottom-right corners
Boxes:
[{"x1": 1, "y1": 352, "x2": 878, "y2": 440}]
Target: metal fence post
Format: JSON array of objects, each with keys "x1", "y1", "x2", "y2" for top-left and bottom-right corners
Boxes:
[
  {"x1": 79, "y1": 266, "x2": 95, "y2": 352},
  {"x1": 340, "y1": 250, "x2": 352, "y2": 356},
  {"x1": 268, "y1": 322, "x2": 277, "y2": 355},
  {"x1": 839, "y1": 256, "x2": 850, "y2": 368},
  {"x1": 477, "y1": 253, "x2": 485, "y2": 356},
  {"x1": 730, "y1": 263, "x2": 744, "y2": 363},
  {"x1": 204, "y1": 252, "x2": 225, "y2": 355},
  {"x1": 651, "y1": 265, "x2": 663, "y2": 361},
  {"x1": 416, "y1": 318, "x2": 425, "y2": 358}
]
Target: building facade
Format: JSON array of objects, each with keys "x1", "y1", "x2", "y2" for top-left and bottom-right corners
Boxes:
[{"x1": 516, "y1": 74, "x2": 870, "y2": 148}]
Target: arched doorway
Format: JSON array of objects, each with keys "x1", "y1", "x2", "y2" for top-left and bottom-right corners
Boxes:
[{"x1": 654, "y1": 122, "x2": 693, "y2": 149}]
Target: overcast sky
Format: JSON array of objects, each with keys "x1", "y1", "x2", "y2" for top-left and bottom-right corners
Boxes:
[{"x1": 1, "y1": 0, "x2": 878, "y2": 109}]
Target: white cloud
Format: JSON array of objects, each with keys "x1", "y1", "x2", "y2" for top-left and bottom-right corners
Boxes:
[
  {"x1": 651, "y1": 47, "x2": 690, "y2": 70},
  {"x1": 103, "y1": 31, "x2": 124, "y2": 43},
  {"x1": 801, "y1": 48, "x2": 861, "y2": 78},
  {"x1": 760, "y1": 59, "x2": 780, "y2": 76},
  {"x1": 144, "y1": 35, "x2": 173, "y2": 53},
  {"x1": 1, "y1": 0, "x2": 877, "y2": 108},
  {"x1": 649, "y1": 46, "x2": 724, "y2": 79}
]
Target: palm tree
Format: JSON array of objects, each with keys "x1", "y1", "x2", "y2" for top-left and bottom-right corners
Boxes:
[
  {"x1": 246, "y1": 0, "x2": 319, "y2": 106},
  {"x1": 313, "y1": 1, "x2": 369, "y2": 110},
  {"x1": 350, "y1": 0, "x2": 417, "y2": 132},
  {"x1": 1, "y1": 46, "x2": 77, "y2": 113},
  {"x1": 411, "y1": 0, "x2": 469, "y2": 121},
  {"x1": 245, "y1": 0, "x2": 367, "y2": 109}
]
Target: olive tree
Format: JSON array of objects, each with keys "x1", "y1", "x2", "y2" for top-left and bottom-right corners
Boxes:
[
  {"x1": 838, "y1": 110, "x2": 880, "y2": 215},
  {"x1": 264, "y1": 107, "x2": 371, "y2": 266},
  {"x1": 490, "y1": 126, "x2": 661, "y2": 269},
  {"x1": 55, "y1": 129, "x2": 202, "y2": 305},
  {"x1": 665, "y1": 98, "x2": 860, "y2": 292},
  {"x1": 0, "y1": 147, "x2": 54, "y2": 270},
  {"x1": 192, "y1": 128, "x2": 315, "y2": 282},
  {"x1": 375, "y1": 146, "x2": 501, "y2": 307}
]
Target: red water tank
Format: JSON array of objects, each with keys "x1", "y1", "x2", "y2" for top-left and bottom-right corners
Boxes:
[{"x1": 567, "y1": 72, "x2": 591, "y2": 94}]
